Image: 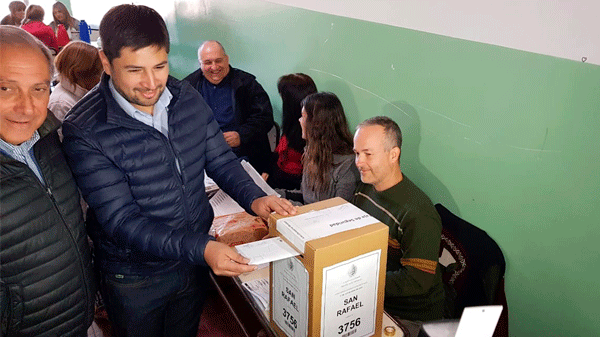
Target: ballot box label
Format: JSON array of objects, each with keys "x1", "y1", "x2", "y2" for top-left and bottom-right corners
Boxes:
[
  {"x1": 273, "y1": 257, "x2": 309, "y2": 337},
  {"x1": 320, "y1": 250, "x2": 381, "y2": 337}
]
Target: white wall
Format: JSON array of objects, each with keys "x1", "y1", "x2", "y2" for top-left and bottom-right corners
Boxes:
[{"x1": 266, "y1": 0, "x2": 600, "y2": 65}]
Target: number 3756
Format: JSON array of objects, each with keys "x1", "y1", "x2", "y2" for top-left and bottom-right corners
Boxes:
[{"x1": 338, "y1": 317, "x2": 361, "y2": 334}]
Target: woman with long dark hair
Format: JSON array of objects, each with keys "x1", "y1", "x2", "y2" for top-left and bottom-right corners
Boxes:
[
  {"x1": 49, "y1": 1, "x2": 79, "y2": 39},
  {"x1": 281, "y1": 92, "x2": 360, "y2": 204},
  {"x1": 267, "y1": 73, "x2": 317, "y2": 190}
]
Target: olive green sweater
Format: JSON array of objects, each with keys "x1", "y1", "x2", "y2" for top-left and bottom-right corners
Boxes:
[{"x1": 352, "y1": 175, "x2": 444, "y2": 321}]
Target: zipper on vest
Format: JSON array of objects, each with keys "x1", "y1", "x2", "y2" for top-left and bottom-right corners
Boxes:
[
  {"x1": 39, "y1": 174, "x2": 92, "y2": 322},
  {"x1": 162, "y1": 135, "x2": 191, "y2": 224}
]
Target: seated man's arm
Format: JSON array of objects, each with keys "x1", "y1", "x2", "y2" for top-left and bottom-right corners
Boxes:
[
  {"x1": 62, "y1": 123, "x2": 212, "y2": 266},
  {"x1": 236, "y1": 79, "x2": 274, "y2": 145},
  {"x1": 385, "y1": 213, "x2": 442, "y2": 297}
]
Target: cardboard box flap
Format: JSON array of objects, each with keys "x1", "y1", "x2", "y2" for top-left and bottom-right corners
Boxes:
[{"x1": 269, "y1": 197, "x2": 380, "y2": 253}]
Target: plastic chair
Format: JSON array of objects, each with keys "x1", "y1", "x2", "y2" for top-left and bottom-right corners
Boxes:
[{"x1": 435, "y1": 204, "x2": 509, "y2": 337}]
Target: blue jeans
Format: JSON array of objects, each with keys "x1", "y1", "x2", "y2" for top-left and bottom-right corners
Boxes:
[{"x1": 100, "y1": 267, "x2": 208, "y2": 337}]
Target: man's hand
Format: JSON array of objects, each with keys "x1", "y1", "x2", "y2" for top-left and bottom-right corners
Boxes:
[
  {"x1": 251, "y1": 195, "x2": 297, "y2": 220},
  {"x1": 261, "y1": 172, "x2": 269, "y2": 181},
  {"x1": 223, "y1": 131, "x2": 241, "y2": 148},
  {"x1": 204, "y1": 241, "x2": 256, "y2": 276}
]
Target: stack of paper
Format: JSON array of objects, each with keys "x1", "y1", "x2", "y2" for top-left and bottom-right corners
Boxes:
[{"x1": 241, "y1": 278, "x2": 270, "y2": 311}]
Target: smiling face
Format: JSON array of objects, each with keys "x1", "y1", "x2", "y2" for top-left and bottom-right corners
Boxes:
[
  {"x1": 100, "y1": 45, "x2": 169, "y2": 115},
  {"x1": 0, "y1": 45, "x2": 50, "y2": 145},
  {"x1": 353, "y1": 124, "x2": 401, "y2": 191},
  {"x1": 199, "y1": 41, "x2": 230, "y2": 85}
]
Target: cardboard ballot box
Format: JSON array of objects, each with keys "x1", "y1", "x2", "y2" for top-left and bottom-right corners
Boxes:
[{"x1": 268, "y1": 197, "x2": 388, "y2": 337}]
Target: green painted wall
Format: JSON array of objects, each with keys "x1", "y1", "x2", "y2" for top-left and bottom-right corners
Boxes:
[
  {"x1": 73, "y1": 0, "x2": 599, "y2": 335},
  {"x1": 168, "y1": 1, "x2": 600, "y2": 336}
]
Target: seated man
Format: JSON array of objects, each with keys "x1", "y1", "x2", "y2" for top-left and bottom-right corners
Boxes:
[
  {"x1": 62, "y1": 5, "x2": 294, "y2": 337},
  {"x1": 352, "y1": 116, "x2": 444, "y2": 329},
  {"x1": 0, "y1": 26, "x2": 95, "y2": 336},
  {"x1": 184, "y1": 40, "x2": 274, "y2": 175}
]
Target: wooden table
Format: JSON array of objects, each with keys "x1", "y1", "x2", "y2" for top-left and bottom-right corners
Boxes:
[{"x1": 210, "y1": 266, "x2": 404, "y2": 337}]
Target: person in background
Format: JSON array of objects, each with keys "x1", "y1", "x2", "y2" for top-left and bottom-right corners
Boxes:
[
  {"x1": 352, "y1": 116, "x2": 444, "y2": 335},
  {"x1": 184, "y1": 40, "x2": 274, "y2": 175},
  {"x1": 265, "y1": 73, "x2": 317, "y2": 190},
  {"x1": 49, "y1": 41, "x2": 102, "y2": 125},
  {"x1": 0, "y1": 1, "x2": 25, "y2": 25},
  {"x1": 0, "y1": 25, "x2": 95, "y2": 337},
  {"x1": 20, "y1": 4, "x2": 59, "y2": 53},
  {"x1": 279, "y1": 92, "x2": 360, "y2": 205},
  {"x1": 61, "y1": 5, "x2": 295, "y2": 337},
  {"x1": 49, "y1": 1, "x2": 79, "y2": 40}
]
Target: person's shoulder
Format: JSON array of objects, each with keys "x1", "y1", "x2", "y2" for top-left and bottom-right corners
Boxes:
[
  {"x1": 395, "y1": 176, "x2": 440, "y2": 222},
  {"x1": 231, "y1": 67, "x2": 257, "y2": 84},
  {"x1": 63, "y1": 86, "x2": 106, "y2": 129},
  {"x1": 182, "y1": 68, "x2": 202, "y2": 86},
  {"x1": 1, "y1": 14, "x2": 12, "y2": 25}
]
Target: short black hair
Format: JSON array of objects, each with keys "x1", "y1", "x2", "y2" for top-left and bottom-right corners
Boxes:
[{"x1": 99, "y1": 4, "x2": 169, "y2": 63}]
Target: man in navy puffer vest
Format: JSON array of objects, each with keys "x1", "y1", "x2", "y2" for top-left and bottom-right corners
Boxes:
[{"x1": 61, "y1": 5, "x2": 296, "y2": 337}]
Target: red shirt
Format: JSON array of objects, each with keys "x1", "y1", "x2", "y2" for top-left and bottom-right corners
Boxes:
[
  {"x1": 21, "y1": 21, "x2": 59, "y2": 53},
  {"x1": 276, "y1": 135, "x2": 303, "y2": 175}
]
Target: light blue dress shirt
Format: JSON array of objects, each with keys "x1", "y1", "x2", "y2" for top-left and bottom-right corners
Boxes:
[
  {"x1": 108, "y1": 79, "x2": 173, "y2": 138},
  {"x1": 108, "y1": 79, "x2": 179, "y2": 172},
  {"x1": 0, "y1": 131, "x2": 45, "y2": 185}
]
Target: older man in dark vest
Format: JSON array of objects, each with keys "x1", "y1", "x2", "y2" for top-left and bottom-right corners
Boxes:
[{"x1": 0, "y1": 26, "x2": 95, "y2": 336}]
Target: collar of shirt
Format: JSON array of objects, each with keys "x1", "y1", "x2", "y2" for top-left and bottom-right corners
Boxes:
[
  {"x1": 0, "y1": 130, "x2": 40, "y2": 161},
  {"x1": 108, "y1": 79, "x2": 173, "y2": 138},
  {"x1": 0, "y1": 131, "x2": 45, "y2": 184}
]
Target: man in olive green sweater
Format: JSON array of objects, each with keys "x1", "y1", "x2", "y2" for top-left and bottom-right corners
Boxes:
[{"x1": 352, "y1": 116, "x2": 444, "y2": 331}]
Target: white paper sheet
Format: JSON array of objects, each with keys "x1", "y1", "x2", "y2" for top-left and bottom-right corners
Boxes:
[
  {"x1": 204, "y1": 172, "x2": 219, "y2": 193},
  {"x1": 235, "y1": 237, "x2": 301, "y2": 265},
  {"x1": 208, "y1": 160, "x2": 279, "y2": 217},
  {"x1": 209, "y1": 189, "x2": 244, "y2": 217},
  {"x1": 276, "y1": 203, "x2": 379, "y2": 253},
  {"x1": 455, "y1": 305, "x2": 503, "y2": 337},
  {"x1": 242, "y1": 278, "x2": 270, "y2": 311},
  {"x1": 273, "y1": 257, "x2": 309, "y2": 337},
  {"x1": 320, "y1": 250, "x2": 381, "y2": 337},
  {"x1": 241, "y1": 160, "x2": 280, "y2": 196}
]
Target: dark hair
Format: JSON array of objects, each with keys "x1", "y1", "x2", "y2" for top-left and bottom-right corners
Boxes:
[
  {"x1": 277, "y1": 73, "x2": 317, "y2": 151},
  {"x1": 8, "y1": 1, "x2": 25, "y2": 13},
  {"x1": 22, "y1": 4, "x2": 44, "y2": 24},
  {"x1": 52, "y1": 1, "x2": 76, "y2": 30},
  {"x1": 0, "y1": 25, "x2": 54, "y2": 77},
  {"x1": 99, "y1": 4, "x2": 169, "y2": 63},
  {"x1": 358, "y1": 116, "x2": 403, "y2": 158},
  {"x1": 301, "y1": 92, "x2": 354, "y2": 193},
  {"x1": 55, "y1": 41, "x2": 102, "y2": 91}
]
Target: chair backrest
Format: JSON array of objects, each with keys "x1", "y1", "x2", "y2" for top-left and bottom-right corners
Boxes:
[{"x1": 435, "y1": 204, "x2": 509, "y2": 337}]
